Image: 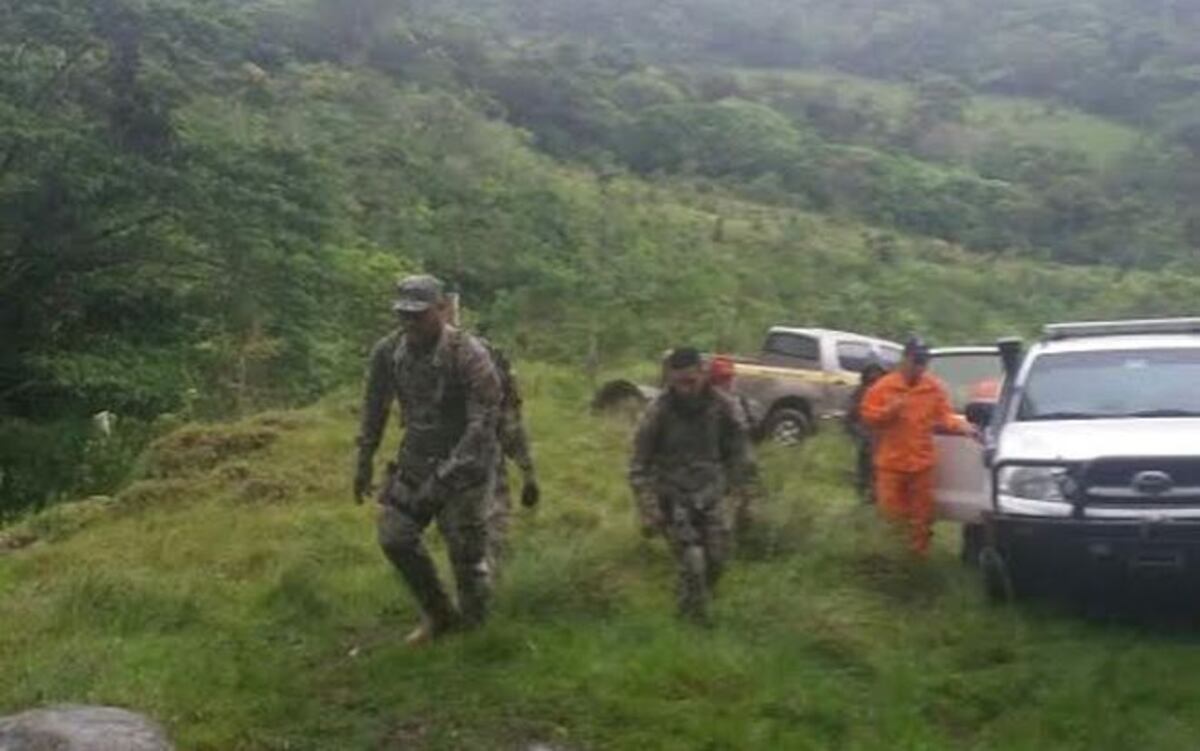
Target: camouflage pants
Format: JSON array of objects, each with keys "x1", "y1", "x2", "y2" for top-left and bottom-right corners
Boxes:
[
  {"x1": 660, "y1": 488, "x2": 730, "y2": 624},
  {"x1": 730, "y1": 464, "x2": 763, "y2": 535},
  {"x1": 377, "y1": 470, "x2": 493, "y2": 631}
]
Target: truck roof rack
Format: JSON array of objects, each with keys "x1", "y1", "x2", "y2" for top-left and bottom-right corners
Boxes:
[{"x1": 1042, "y1": 318, "x2": 1200, "y2": 341}]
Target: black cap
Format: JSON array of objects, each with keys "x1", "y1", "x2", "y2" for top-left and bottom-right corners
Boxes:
[
  {"x1": 862, "y1": 360, "x2": 887, "y2": 377},
  {"x1": 904, "y1": 336, "x2": 931, "y2": 365},
  {"x1": 665, "y1": 347, "x2": 703, "y2": 370}
]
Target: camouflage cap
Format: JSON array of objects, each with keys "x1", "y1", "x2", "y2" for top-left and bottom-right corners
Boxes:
[{"x1": 392, "y1": 274, "x2": 446, "y2": 313}]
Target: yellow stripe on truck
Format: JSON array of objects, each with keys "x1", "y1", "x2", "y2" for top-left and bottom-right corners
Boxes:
[{"x1": 733, "y1": 363, "x2": 856, "y2": 386}]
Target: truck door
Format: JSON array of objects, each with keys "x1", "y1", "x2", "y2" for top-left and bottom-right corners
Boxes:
[
  {"x1": 760, "y1": 331, "x2": 820, "y2": 370},
  {"x1": 930, "y1": 349, "x2": 1002, "y2": 524}
]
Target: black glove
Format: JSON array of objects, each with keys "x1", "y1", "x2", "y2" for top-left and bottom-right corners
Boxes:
[
  {"x1": 521, "y1": 478, "x2": 541, "y2": 508},
  {"x1": 353, "y1": 455, "x2": 373, "y2": 504}
]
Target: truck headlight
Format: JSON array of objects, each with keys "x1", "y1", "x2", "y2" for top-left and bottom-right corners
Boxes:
[
  {"x1": 999, "y1": 466, "x2": 1070, "y2": 501},
  {"x1": 996, "y1": 465, "x2": 1075, "y2": 516}
]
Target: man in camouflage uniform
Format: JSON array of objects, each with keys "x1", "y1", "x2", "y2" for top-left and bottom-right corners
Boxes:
[
  {"x1": 480, "y1": 341, "x2": 539, "y2": 579},
  {"x1": 354, "y1": 275, "x2": 502, "y2": 645},
  {"x1": 629, "y1": 347, "x2": 755, "y2": 625}
]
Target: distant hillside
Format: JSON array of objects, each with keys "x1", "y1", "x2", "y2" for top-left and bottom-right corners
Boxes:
[{"x1": 729, "y1": 68, "x2": 1144, "y2": 167}]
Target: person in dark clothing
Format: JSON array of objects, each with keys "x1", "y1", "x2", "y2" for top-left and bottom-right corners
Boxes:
[
  {"x1": 354, "y1": 275, "x2": 502, "y2": 646},
  {"x1": 846, "y1": 362, "x2": 887, "y2": 503},
  {"x1": 630, "y1": 347, "x2": 755, "y2": 624}
]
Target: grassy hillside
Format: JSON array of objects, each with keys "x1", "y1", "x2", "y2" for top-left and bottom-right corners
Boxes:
[
  {"x1": 967, "y1": 98, "x2": 1141, "y2": 165},
  {"x1": 4, "y1": 367, "x2": 1200, "y2": 750},
  {"x1": 734, "y1": 68, "x2": 1143, "y2": 166}
]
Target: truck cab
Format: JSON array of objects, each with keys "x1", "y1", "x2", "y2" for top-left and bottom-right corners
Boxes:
[
  {"x1": 738, "y1": 327, "x2": 902, "y2": 443},
  {"x1": 965, "y1": 318, "x2": 1200, "y2": 598},
  {"x1": 757, "y1": 327, "x2": 903, "y2": 375},
  {"x1": 591, "y1": 326, "x2": 902, "y2": 445}
]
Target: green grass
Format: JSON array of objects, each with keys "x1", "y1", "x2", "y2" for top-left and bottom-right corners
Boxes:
[
  {"x1": 968, "y1": 97, "x2": 1141, "y2": 166},
  {"x1": 732, "y1": 67, "x2": 1142, "y2": 166},
  {"x1": 4, "y1": 365, "x2": 1200, "y2": 749}
]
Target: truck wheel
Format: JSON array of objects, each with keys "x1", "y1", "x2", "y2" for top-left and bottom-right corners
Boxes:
[
  {"x1": 961, "y1": 523, "x2": 984, "y2": 568},
  {"x1": 765, "y1": 408, "x2": 811, "y2": 446},
  {"x1": 591, "y1": 380, "x2": 650, "y2": 415},
  {"x1": 979, "y1": 546, "x2": 1014, "y2": 604}
]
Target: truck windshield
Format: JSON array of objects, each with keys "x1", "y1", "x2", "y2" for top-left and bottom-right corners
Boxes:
[{"x1": 1018, "y1": 348, "x2": 1200, "y2": 421}]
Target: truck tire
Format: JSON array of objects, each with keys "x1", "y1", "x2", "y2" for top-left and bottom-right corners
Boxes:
[
  {"x1": 979, "y1": 546, "x2": 1014, "y2": 604},
  {"x1": 764, "y1": 408, "x2": 811, "y2": 446},
  {"x1": 591, "y1": 380, "x2": 652, "y2": 415},
  {"x1": 961, "y1": 523, "x2": 984, "y2": 568}
]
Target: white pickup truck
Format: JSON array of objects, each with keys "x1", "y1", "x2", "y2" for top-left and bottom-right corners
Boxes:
[
  {"x1": 724, "y1": 327, "x2": 903, "y2": 442},
  {"x1": 593, "y1": 326, "x2": 903, "y2": 443},
  {"x1": 944, "y1": 318, "x2": 1200, "y2": 599}
]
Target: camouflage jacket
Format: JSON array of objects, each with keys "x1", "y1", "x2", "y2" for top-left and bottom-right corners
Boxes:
[
  {"x1": 357, "y1": 326, "x2": 501, "y2": 489},
  {"x1": 629, "y1": 388, "x2": 754, "y2": 502}
]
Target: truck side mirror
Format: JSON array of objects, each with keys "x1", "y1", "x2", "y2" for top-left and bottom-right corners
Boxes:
[{"x1": 965, "y1": 401, "x2": 994, "y2": 428}]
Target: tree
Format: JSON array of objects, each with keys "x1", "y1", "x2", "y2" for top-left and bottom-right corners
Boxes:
[
  {"x1": 626, "y1": 100, "x2": 807, "y2": 178},
  {"x1": 904, "y1": 74, "x2": 972, "y2": 141}
]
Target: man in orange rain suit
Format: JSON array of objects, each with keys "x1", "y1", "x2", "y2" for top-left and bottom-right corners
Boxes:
[{"x1": 860, "y1": 337, "x2": 978, "y2": 556}]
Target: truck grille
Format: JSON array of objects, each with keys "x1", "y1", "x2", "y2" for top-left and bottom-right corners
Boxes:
[{"x1": 1082, "y1": 458, "x2": 1200, "y2": 506}]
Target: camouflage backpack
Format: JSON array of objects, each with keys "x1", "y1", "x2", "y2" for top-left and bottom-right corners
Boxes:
[{"x1": 479, "y1": 338, "x2": 522, "y2": 412}]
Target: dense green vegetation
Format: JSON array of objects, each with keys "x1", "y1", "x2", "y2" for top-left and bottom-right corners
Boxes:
[
  {"x1": 437, "y1": 0, "x2": 1200, "y2": 126},
  {"x1": 3, "y1": 0, "x2": 1199, "y2": 515},
  {"x1": 5, "y1": 375, "x2": 1200, "y2": 749},
  {"x1": 417, "y1": 0, "x2": 1200, "y2": 264}
]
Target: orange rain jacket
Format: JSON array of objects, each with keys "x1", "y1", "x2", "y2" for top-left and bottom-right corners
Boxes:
[{"x1": 859, "y1": 371, "x2": 968, "y2": 473}]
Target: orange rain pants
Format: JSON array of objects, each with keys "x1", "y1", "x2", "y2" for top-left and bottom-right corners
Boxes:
[{"x1": 875, "y1": 468, "x2": 935, "y2": 556}]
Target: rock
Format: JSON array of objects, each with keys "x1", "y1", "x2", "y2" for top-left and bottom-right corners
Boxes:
[{"x1": 0, "y1": 705, "x2": 173, "y2": 751}]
